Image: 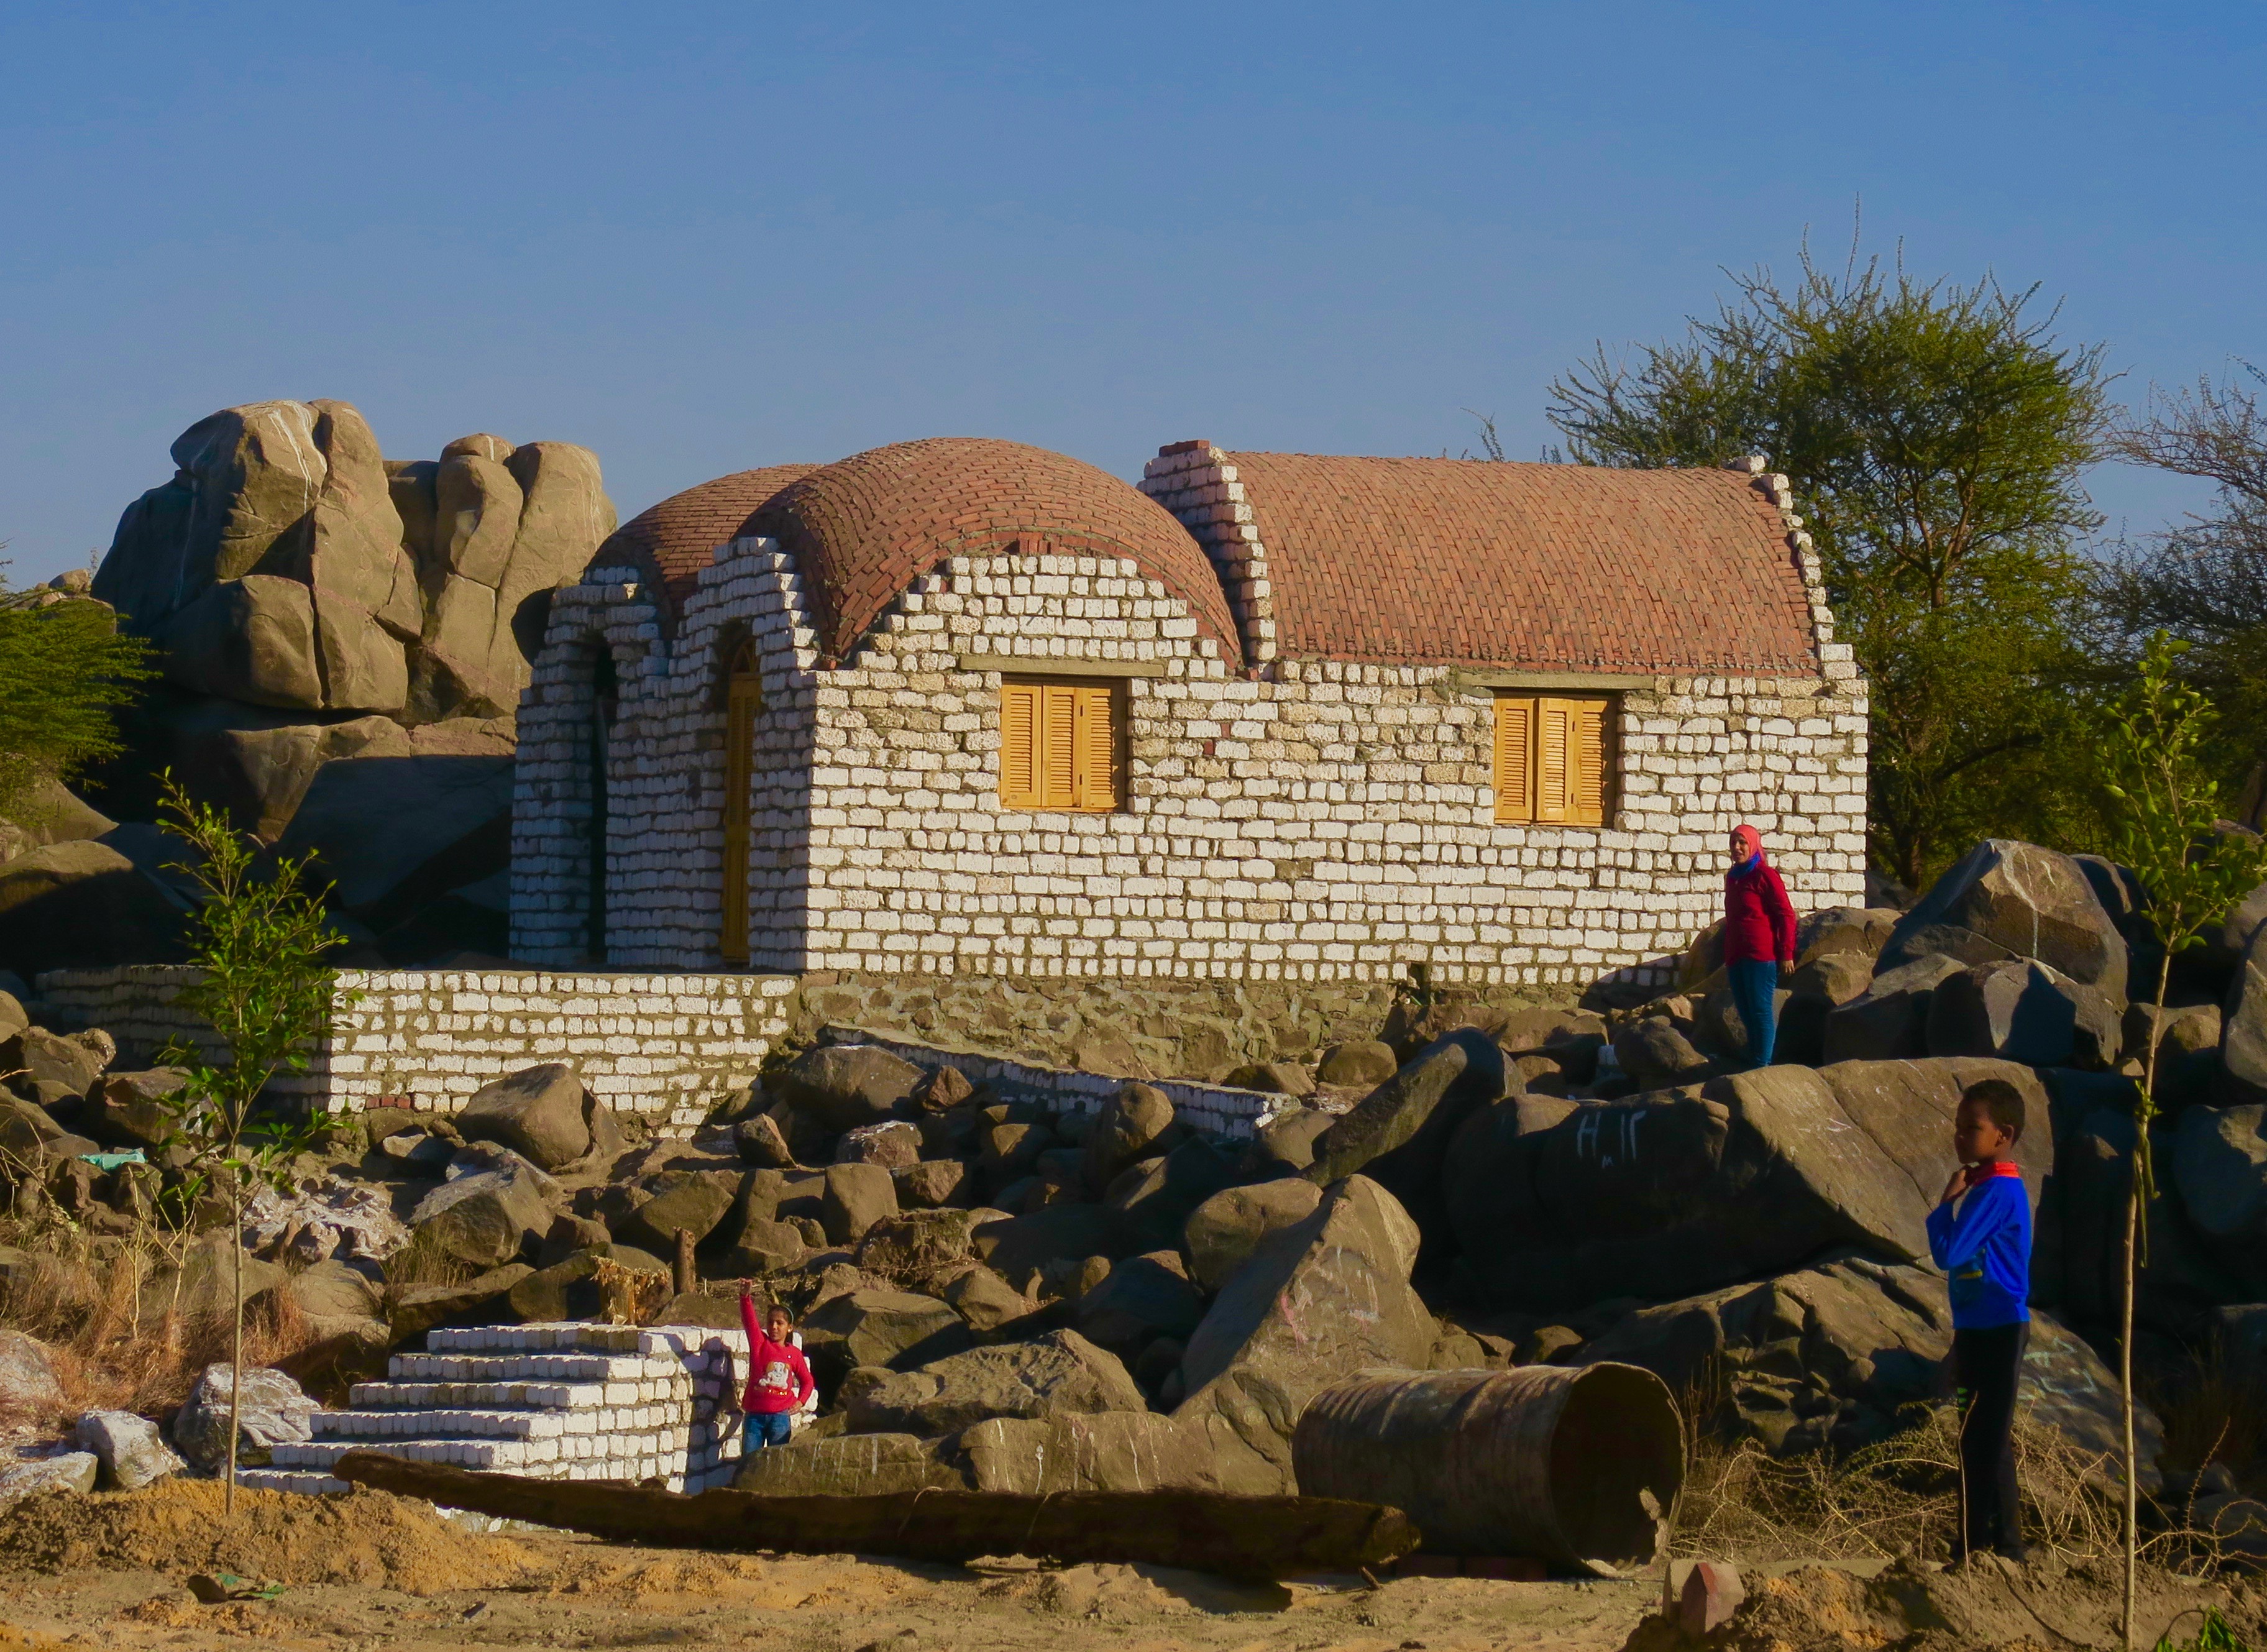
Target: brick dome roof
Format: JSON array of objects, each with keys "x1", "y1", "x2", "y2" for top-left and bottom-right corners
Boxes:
[
  {"x1": 1224, "y1": 452, "x2": 1820, "y2": 674},
  {"x1": 596, "y1": 464, "x2": 817, "y2": 629},
  {"x1": 748, "y1": 438, "x2": 1241, "y2": 665}
]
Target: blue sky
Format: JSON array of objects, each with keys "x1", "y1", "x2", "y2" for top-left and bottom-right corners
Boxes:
[{"x1": 2, "y1": 2, "x2": 2260, "y2": 585}]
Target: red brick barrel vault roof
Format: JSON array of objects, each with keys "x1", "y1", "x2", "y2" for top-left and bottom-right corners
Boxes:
[
  {"x1": 748, "y1": 438, "x2": 1242, "y2": 667},
  {"x1": 593, "y1": 464, "x2": 819, "y2": 630},
  {"x1": 1222, "y1": 452, "x2": 1821, "y2": 674}
]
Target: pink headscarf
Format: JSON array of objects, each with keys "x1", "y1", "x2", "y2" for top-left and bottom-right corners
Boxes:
[{"x1": 1731, "y1": 824, "x2": 1764, "y2": 866}]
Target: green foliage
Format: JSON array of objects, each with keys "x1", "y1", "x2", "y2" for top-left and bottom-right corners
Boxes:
[
  {"x1": 149, "y1": 776, "x2": 350, "y2": 1510},
  {"x1": 2154, "y1": 1607, "x2": 2251, "y2": 1652},
  {"x1": 152, "y1": 777, "x2": 345, "y2": 1177},
  {"x1": 0, "y1": 577, "x2": 153, "y2": 813},
  {"x1": 1546, "y1": 237, "x2": 2113, "y2": 887}
]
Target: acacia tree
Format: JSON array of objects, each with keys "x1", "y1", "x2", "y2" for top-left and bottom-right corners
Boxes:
[
  {"x1": 2096, "y1": 633, "x2": 2267, "y2": 1649},
  {"x1": 2094, "y1": 362, "x2": 2267, "y2": 810},
  {"x1": 1546, "y1": 237, "x2": 2114, "y2": 888},
  {"x1": 0, "y1": 560, "x2": 152, "y2": 814},
  {"x1": 153, "y1": 778, "x2": 342, "y2": 1514}
]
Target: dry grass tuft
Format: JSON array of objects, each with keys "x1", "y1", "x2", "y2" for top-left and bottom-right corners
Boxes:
[{"x1": 0, "y1": 1214, "x2": 323, "y2": 1423}]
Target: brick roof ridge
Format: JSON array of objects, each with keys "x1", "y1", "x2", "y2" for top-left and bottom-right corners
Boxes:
[
  {"x1": 748, "y1": 436, "x2": 1242, "y2": 667},
  {"x1": 1151, "y1": 445, "x2": 1825, "y2": 676},
  {"x1": 593, "y1": 463, "x2": 820, "y2": 635}
]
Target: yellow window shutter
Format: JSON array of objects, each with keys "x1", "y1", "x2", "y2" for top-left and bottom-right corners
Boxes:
[
  {"x1": 1534, "y1": 699, "x2": 1572, "y2": 823},
  {"x1": 1570, "y1": 696, "x2": 1610, "y2": 827},
  {"x1": 1494, "y1": 695, "x2": 1534, "y2": 823},
  {"x1": 1001, "y1": 684, "x2": 1040, "y2": 807},
  {"x1": 1040, "y1": 684, "x2": 1078, "y2": 807},
  {"x1": 1073, "y1": 684, "x2": 1119, "y2": 811}
]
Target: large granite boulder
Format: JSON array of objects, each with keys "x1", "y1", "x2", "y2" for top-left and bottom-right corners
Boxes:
[
  {"x1": 1181, "y1": 1180, "x2": 1324, "y2": 1292},
  {"x1": 0, "y1": 838, "x2": 189, "y2": 975},
  {"x1": 973, "y1": 1203, "x2": 1124, "y2": 1292},
  {"x1": 1821, "y1": 955, "x2": 1966, "y2": 1063},
  {"x1": 611, "y1": 1168, "x2": 744, "y2": 1254},
  {"x1": 1083, "y1": 1083, "x2": 1179, "y2": 1193},
  {"x1": 1173, "y1": 1175, "x2": 1432, "y2": 1495},
  {"x1": 456, "y1": 1063, "x2": 620, "y2": 1172},
  {"x1": 0, "y1": 778, "x2": 113, "y2": 865},
  {"x1": 1074, "y1": 1250, "x2": 1204, "y2": 1360},
  {"x1": 1106, "y1": 1137, "x2": 1239, "y2": 1254},
  {"x1": 1449, "y1": 1059, "x2": 2048, "y2": 1312},
  {"x1": 955, "y1": 1411, "x2": 1219, "y2": 1494},
  {"x1": 2222, "y1": 920, "x2": 2267, "y2": 1108},
  {"x1": 1879, "y1": 839, "x2": 2128, "y2": 1001},
  {"x1": 1925, "y1": 958, "x2": 2121, "y2": 1070},
  {"x1": 733, "y1": 1433, "x2": 963, "y2": 1494},
  {"x1": 0, "y1": 1329, "x2": 63, "y2": 1420},
  {"x1": 1300, "y1": 1030, "x2": 1504, "y2": 1255},
  {"x1": 799, "y1": 1288, "x2": 973, "y2": 1390},
  {"x1": 1577, "y1": 1252, "x2": 2159, "y2": 1490},
  {"x1": 75, "y1": 1409, "x2": 184, "y2": 1491},
  {"x1": 844, "y1": 1328, "x2": 1145, "y2": 1437},
  {"x1": 2171, "y1": 1104, "x2": 2267, "y2": 1293},
  {"x1": 407, "y1": 1156, "x2": 556, "y2": 1269},
  {"x1": 772, "y1": 1045, "x2": 923, "y2": 1135}
]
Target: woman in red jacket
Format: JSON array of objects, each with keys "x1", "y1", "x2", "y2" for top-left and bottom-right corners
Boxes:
[{"x1": 1723, "y1": 824, "x2": 1797, "y2": 1067}]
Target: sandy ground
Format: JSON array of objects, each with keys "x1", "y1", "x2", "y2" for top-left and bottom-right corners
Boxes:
[
  {"x1": 0, "y1": 1484, "x2": 1654, "y2": 1652},
  {"x1": 0, "y1": 1541, "x2": 1656, "y2": 1652}
]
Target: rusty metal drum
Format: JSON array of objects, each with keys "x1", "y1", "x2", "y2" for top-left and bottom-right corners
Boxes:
[{"x1": 1290, "y1": 1364, "x2": 1683, "y2": 1575}]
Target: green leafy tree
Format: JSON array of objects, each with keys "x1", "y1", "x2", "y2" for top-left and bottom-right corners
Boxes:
[
  {"x1": 1546, "y1": 237, "x2": 2114, "y2": 888},
  {"x1": 0, "y1": 559, "x2": 154, "y2": 814},
  {"x1": 2097, "y1": 633, "x2": 2267, "y2": 1649},
  {"x1": 152, "y1": 778, "x2": 346, "y2": 1514}
]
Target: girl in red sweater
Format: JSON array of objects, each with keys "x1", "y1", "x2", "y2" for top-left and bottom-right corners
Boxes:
[
  {"x1": 1723, "y1": 824, "x2": 1797, "y2": 1068},
  {"x1": 736, "y1": 1285, "x2": 815, "y2": 1453}
]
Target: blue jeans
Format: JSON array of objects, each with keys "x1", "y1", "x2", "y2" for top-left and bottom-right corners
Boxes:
[
  {"x1": 1727, "y1": 958, "x2": 1779, "y2": 1067},
  {"x1": 744, "y1": 1410, "x2": 793, "y2": 1454}
]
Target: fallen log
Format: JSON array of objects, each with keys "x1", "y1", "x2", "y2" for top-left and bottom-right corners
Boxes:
[{"x1": 331, "y1": 1449, "x2": 1414, "y2": 1579}]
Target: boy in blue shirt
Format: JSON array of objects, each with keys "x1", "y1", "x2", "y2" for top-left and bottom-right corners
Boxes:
[{"x1": 1925, "y1": 1078, "x2": 2033, "y2": 1564}]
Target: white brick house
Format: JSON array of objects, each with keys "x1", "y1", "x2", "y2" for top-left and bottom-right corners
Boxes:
[{"x1": 508, "y1": 438, "x2": 1865, "y2": 992}]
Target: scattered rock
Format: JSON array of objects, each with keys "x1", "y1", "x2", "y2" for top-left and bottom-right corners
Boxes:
[
  {"x1": 836, "y1": 1120, "x2": 921, "y2": 1169},
  {"x1": 612, "y1": 1168, "x2": 745, "y2": 1255},
  {"x1": 845, "y1": 1328, "x2": 1146, "y2": 1437},
  {"x1": 1925, "y1": 957, "x2": 2121, "y2": 1069},
  {"x1": 820, "y1": 1162, "x2": 898, "y2": 1246},
  {"x1": 140, "y1": 1231, "x2": 289, "y2": 1324},
  {"x1": 1821, "y1": 955, "x2": 1966, "y2": 1063},
  {"x1": 800, "y1": 1288, "x2": 973, "y2": 1388},
  {"x1": 2222, "y1": 920, "x2": 2267, "y2": 1108},
  {"x1": 1181, "y1": 1180, "x2": 1324, "y2": 1292},
  {"x1": 1075, "y1": 1250, "x2": 1205, "y2": 1359},
  {"x1": 853, "y1": 1209, "x2": 979, "y2": 1283},
  {"x1": 286, "y1": 1259, "x2": 383, "y2": 1322},
  {"x1": 2172, "y1": 1104, "x2": 2267, "y2": 1292},
  {"x1": 1301, "y1": 1030, "x2": 1504, "y2": 1258},
  {"x1": 0, "y1": 1452, "x2": 98, "y2": 1505},
  {"x1": 454, "y1": 1064, "x2": 592, "y2": 1171},
  {"x1": 938, "y1": 1264, "x2": 1030, "y2": 1333},
  {"x1": 1314, "y1": 1040, "x2": 1398, "y2": 1088},
  {"x1": 88, "y1": 1068, "x2": 186, "y2": 1149},
  {"x1": 1220, "y1": 1062, "x2": 1314, "y2": 1096},
  {"x1": 0, "y1": 1328, "x2": 65, "y2": 1420},
  {"x1": 772, "y1": 1045, "x2": 923, "y2": 1134},
  {"x1": 893, "y1": 1159, "x2": 968, "y2": 1209},
  {"x1": 911, "y1": 1065, "x2": 975, "y2": 1114},
  {"x1": 406, "y1": 1157, "x2": 556, "y2": 1269},
  {"x1": 390, "y1": 1264, "x2": 535, "y2": 1341},
  {"x1": 1175, "y1": 1175, "x2": 1433, "y2": 1494},
  {"x1": 1578, "y1": 1251, "x2": 2159, "y2": 1486},
  {"x1": 1616, "y1": 1016, "x2": 1713, "y2": 1083},
  {"x1": 1241, "y1": 1104, "x2": 1337, "y2": 1177},
  {"x1": 170, "y1": 1364, "x2": 317, "y2": 1472},
  {"x1": 74, "y1": 1409, "x2": 184, "y2": 1490},
  {"x1": 715, "y1": 1219, "x2": 809, "y2": 1277},
  {"x1": 1083, "y1": 1084, "x2": 1178, "y2": 1194},
  {"x1": 0, "y1": 1026, "x2": 111, "y2": 1097},
  {"x1": 1106, "y1": 1138, "x2": 1239, "y2": 1254},
  {"x1": 733, "y1": 1114, "x2": 797, "y2": 1168},
  {"x1": 1880, "y1": 838, "x2": 2129, "y2": 1000},
  {"x1": 974, "y1": 1203, "x2": 1124, "y2": 1292}
]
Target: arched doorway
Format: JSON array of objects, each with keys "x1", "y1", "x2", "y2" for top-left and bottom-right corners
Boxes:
[
  {"x1": 584, "y1": 646, "x2": 619, "y2": 964},
  {"x1": 718, "y1": 636, "x2": 763, "y2": 966}
]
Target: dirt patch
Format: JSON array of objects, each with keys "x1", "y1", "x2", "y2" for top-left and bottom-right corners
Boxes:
[
  {"x1": 1623, "y1": 1555, "x2": 2267, "y2": 1652},
  {"x1": 0, "y1": 1480, "x2": 535, "y2": 1594}
]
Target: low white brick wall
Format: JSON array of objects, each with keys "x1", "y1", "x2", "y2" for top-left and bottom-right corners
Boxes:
[{"x1": 35, "y1": 966, "x2": 795, "y2": 1132}]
